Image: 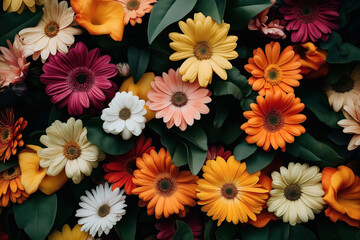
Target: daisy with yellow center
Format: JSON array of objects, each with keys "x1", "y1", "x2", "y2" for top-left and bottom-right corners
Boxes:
[
  {"x1": 0, "y1": 166, "x2": 29, "y2": 207},
  {"x1": 116, "y1": 0, "x2": 157, "y2": 26},
  {"x1": 169, "y1": 12, "x2": 238, "y2": 87},
  {"x1": 3, "y1": 0, "x2": 44, "y2": 13},
  {"x1": 196, "y1": 156, "x2": 269, "y2": 226}
]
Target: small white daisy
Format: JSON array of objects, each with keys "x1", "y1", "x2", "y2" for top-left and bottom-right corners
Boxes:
[
  {"x1": 76, "y1": 182, "x2": 127, "y2": 237},
  {"x1": 101, "y1": 91, "x2": 147, "y2": 140},
  {"x1": 18, "y1": 0, "x2": 82, "y2": 62},
  {"x1": 267, "y1": 162, "x2": 325, "y2": 226}
]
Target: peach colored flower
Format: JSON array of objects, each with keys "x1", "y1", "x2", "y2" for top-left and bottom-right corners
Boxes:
[
  {"x1": 116, "y1": 0, "x2": 156, "y2": 26},
  {"x1": 338, "y1": 100, "x2": 360, "y2": 151}
]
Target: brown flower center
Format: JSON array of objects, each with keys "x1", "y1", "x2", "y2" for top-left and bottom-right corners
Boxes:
[
  {"x1": 2, "y1": 166, "x2": 21, "y2": 180},
  {"x1": 67, "y1": 67, "x2": 96, "y2": 92},
  {"x1": 194, "y1": 41, "x2": 212, "y2": 60},
  {"x1": 264, "y1": 64, "x2": 283, "y2": 86},
  {"x1": 331, "y1": 75, "x2": 354, "y2": 93},
  {"x1": 295, "y1": 3, "x2": 318, "y2": 23},
  {"x1": 98, "y1": 204, "x2": 111, "y2": 217},
  {"x1": 155, "y1": 175, "x2": 177, "y2": 196},
  {"x1": 1, "y1": 128, "x2": 10, "y2": 141},
  {"x1": 127, "y1": 0, "x2": 140, "y2": 10},
  {"x1": 44, "y1": 22, "x2": 60, "y2": 38},
  {"x1": 63, "y1": 141, "x2": 81, "y2": 160},
  {"x1": 171, "y1": 92, "x2": 188, "y2": 107},
  {"x1": 125, "y1": 159, "x2": 137, "y2": 174},
  {"x1": 119, "y1": 108, "x2": 131, "y2": 120},
  {"x1": 263, "y1": 110, "x2": 284, "y2": 132},
  {"x1": 221, "y1": 183, "x2": 238, "y2": 199},
  {"x1": 284, "y1": 184, "x2": 301, "y2": 201}
]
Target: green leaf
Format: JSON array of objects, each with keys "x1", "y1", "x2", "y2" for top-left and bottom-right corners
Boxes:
[
  {"x1": 234, "y1": 138, "x2": 257, "y2": 161},
  {"x1": 0, "y1": 8, "x2": 43, "y2": 46},
  {"x1": 214, "y1": 98, "x2": 231, "y2": 129},
  {"x1": 241, "y1": 225, "x2": 269, "y2": 240},
  {"x1": 115, "y1": 205, "x2": 138, "y2": 240},
  {"x1": 52, "y1": 189, "x2": 76, "y2": 231},
  {"x1": 290, "y1": 225, "x2": 316, "y2": 240},
  {"x1": 227, "y1": 67, "x2": 252, "y2": 97},
  {"x1": 245, "y1": 149, "x2": 276, "y2": 174},
  {"x1": 215, "y1": 222, "x2": 237, "y2": 240},
  {"x1": 204, "y1": 219, "x2": 215, "y2": 240},
  {"x1": 286, "y1": 143, "x2": 322, "y2": 162},
  {"x1": 220, "y1": 122, "x2": 243, "y2": 145},
  {"x1": 14, "y1": 192, "x2": 57, "y2": 240},
  {"x1": 173, "y1": 220, "x2": 194, "y2": 240},
  {"x1": 225, "y1": 0, "x2": 272, "y2": 30},
  {"x1": 86, "y1": 117, "x2": 135, "y2": 155},
  {"x1": 128, "y1": 47, "x2": 150, "y2": 83},
  {"x1": 195, "y1": 0, "x2": 226, "y2": 24},
  {"x1": 0, "y1": 158, "x2": 18, "y2": 172},
  {"x1": 212, "y1": 80, "x2": 243, "y2": 100},
  {"x1": 269, "y1": 223, "x2": 290, "y2": 240},
  {"x1": 172, "y1": 141, "x2": 189, "y2": 167},
  {"x1": 187, "y1": 142, "x2": 207, "y2": 175},
  {"x1": 147, "y1": 0, "x2": 198, "y2": 44},
  {"x1": 25, "y1": 130, "x2": 46, "y2": 147},
  {"x1": 48, "y1": 105, "x2": 69, "y2": 126},
  {"x1": 173, "y1": 124, "x2": 208, "y2": 151}
]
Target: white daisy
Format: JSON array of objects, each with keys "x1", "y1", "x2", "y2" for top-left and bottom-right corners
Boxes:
[
  {"x1": 18, "y1": 0, "x2": 82, "y2": 62},
  {"x1": 76, "y1": 182, "x2": 127, "y2": 237},
  {"x1": 267, "y1": 162, "x2": 325, "y2": 226},
  {"x1": 101, "y1": 91, "x2": 147, "y2": 140},
  {"x1": 38, "y1": 117, "x2": 105, "y2": 184},
  {"x1": 338, "y1": 100, "x2": 360, "y2": 151}
]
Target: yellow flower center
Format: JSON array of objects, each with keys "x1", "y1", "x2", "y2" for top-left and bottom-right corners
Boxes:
[
  {"x1": 119, "y1": 108, "x2": 131, "y2": 120},
  {"x1": 284, "y1": 184, "x2": 301, "y2": 201},
  {"x1": 127, "y1": 0, "x2": 140, "y2": 10},
  {"x1": 44, "y1": 22, "x2": 60, "y2": 38},
  {"x1": 171, "y1": 92, "x2": 188, "y2": 107},
  {"x1": 263, "y1": 110, "x2": 284, "y2": 132},
  {"x1": 264, "y1": 64, "x2": 283, "y2": 86},
  {"x1": 155, "y1": 174, "x2": 177, "y2": 196},
  {"x1": 221, "y1": 183, "x2": 238, "y2": 199},
  {"x1": 98, "y1": 204, "x2": 111, "y2": 217},
  {"x1": 194, "y1": 41, "x2": 212, "y2": 60},
  {"x1": 63, "y1": 142, "x2": 81, "y2": 160},
  {"x1": 2, "y1": 166, "x2": 21, "y2": 180}
]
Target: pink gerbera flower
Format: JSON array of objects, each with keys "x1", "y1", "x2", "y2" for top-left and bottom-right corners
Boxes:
[
  {"x1": 147, "y1": 68, "x2": 211, "y2": 131},
  {"x1": 116, "y1": 0, "x2": 157, "y2": 26},
  {"x1": 279, "y1": 0, "x2": 341, "y2": 43},
  {"x1": 40, "y1": 42, "x2": 118, "y2": 116}
]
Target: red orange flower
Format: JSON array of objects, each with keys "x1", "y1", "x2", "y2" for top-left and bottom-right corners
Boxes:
[{"x1": 0, "y1": 166, "x2": 29, "y2": 207}]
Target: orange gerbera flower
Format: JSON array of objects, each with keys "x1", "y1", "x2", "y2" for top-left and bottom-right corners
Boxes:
[
  {"x1": 132, "y1": 148, "x2": 199, "y2": 219},
  {"x1": 71, "y1": 0, "x2": 125, "y2": 41},
  {"x1": 0, "y1": 166, "x2": 29, "y2": 207},
  {"x1": 241, "y1": 91, "x2": 306, "y2": 151},
  {"x1": 244, "y1": 41, "x2": 302, "y2": 96},
  {"x1": 0, "y1": 108, "x2": 27, "y2": 162},
  {"x1": 322, "y1": 166, "x2": 360, "y2": 228},
  {"x1": 116, "y1": 0, "x2": 156, "y2": 26}
]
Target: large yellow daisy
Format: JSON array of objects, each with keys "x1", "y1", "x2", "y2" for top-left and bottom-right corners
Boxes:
[{"x1": 169, "y1": 12, "x2": 238, "y2": 87}]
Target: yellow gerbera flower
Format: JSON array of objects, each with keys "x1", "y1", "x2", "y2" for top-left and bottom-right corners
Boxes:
[
  {"x1": 48, "y1": 224, "x2": 89, "y2": 240},
  {"x1": 3, "y1": 0, "x2": 44, "y2": 13},
  {"x1": 169, "y1": 12, "x2": 238, "y2": 87},
  {"x1": 196, "y1": 156, "x2": 269, "y2": 226}
]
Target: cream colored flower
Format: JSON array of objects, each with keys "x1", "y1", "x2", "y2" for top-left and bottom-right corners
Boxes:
[
  {"x1": 19, "y1": 0, "x2": 82, "y2": 62},
  {"x1": 338, "y1": 100, "x2": 360, "y2": 151},
  {"x1": 325, "y1": 64, "x2": 360, "y2": 112},
  {"x1": 3, "y1": 0, "x2": 44, "y2": 13},
  {"x1": 267, "y1": 162, "x2": 325, "y2": 226},
  {"x1": 38, "y1": 118, "x2": 105, "y2": 184}
]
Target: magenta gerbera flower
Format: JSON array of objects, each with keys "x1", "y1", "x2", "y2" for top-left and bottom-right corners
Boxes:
[
  {"x1": 279, "y1": 0, "x2": 341, "y2": 43},
  {"x1": 40, "y1": 42, "x2": 118, "y2": 115}
]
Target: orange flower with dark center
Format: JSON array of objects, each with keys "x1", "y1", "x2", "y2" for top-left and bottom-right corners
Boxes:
[
  {"x1": 241, "y1": 91, "x2": 306, "y2": 151},
  {"x1": 245, "y1": 41, "x2": 302, "y2": 96},
  {"x1": 0, "y1": 108, "x2": 27, "y2": 162},
  {"x1": 322, "y1": 166, "x2": 360, "y2": 228},
  {"x1": 132, "y1": 148, "x2": 199, "y2": 219},
  {"x1": 0, "y1": 166, "x2": 29, "y2": 207}
]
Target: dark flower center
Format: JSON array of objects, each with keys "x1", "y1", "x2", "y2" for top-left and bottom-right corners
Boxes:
[
  {"x1": 125, "y1": 159, "x2": 137, "y2": 174},
  {"x1": 221, "y1": 183, "x2": 238, "y2": 199},
  {"x1": 194, "y1": 41, "x2": 212, "y2": 60},
  {"x1": 264, "y1": 110, "x2": 284, "y2": 132},
  {"x1": 2, "y1": 166, "x2": 21, "y2": 180},
  {"x1": 119, "y1": 108, "x2": 131, "y2": 120},
  {"x1": 67, "y1": 67, "x2": 96, "y2": 92},
  {"x1": 284, "y1": 184, "x2": 301, "y2": 201},
  {"x1": 268, "y1": 70, "x2": 278, "y2": 80},
  {"x1": 156, "y1": 176, "x2": 176, "y2": 196},
  {"x1": 171, "y1": 92, "x2": 188, "y2": 107},
  {"x1": 302, "y1": 6, "x2": 311, "y2": 15},
  {"x1": 127, "y1": 0, "x2": 140, "y2": 10},
  {"x1": 1, "y1": 128, "x2": 10, "y2": 140},
  {"x1": 44, "y1": 22, "x2": 60, "y2": 38},
  {"x1": 98, "y1": 204, "x2": 110, "y2": 217},
  {"x1": 63, "y1": 142, "x2": 81, "y2": 160},
  {"x1": 331, "y1": 75, "x2": 354, "y2": 93},
  {"x1": 295, "y1": 4, "x2": 318, "y2": 23}
]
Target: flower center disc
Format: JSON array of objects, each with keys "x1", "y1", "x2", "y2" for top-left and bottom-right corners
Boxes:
[
  {"x1": 98, "y1": 204, "x2": 110, "y2": 217},
  {"x1": 1, "y1": 128, "x2": 10, "y2": 141},
  {"x1": 264, "y1": 64, "x2": 283, "y2": 86},
  {"x1": 221, "y1": 183, "x2": 238, "y2": 199},
  {"x1": 194, "y1": 42, "x2": 212, "y2": 60},
  {"x1": 284, "y1": 184, "x2": 301, "y2": 201},
  {"x1": 127, "y1": 0, "x2": 140, "y2": 10},
  {"x1": 63, "y1": 141, "x2": 81, "y2": 160},
  {"x1": 155, "y1": 176, "x2": 176, "y2": 196},
  {"x1": 44, "y1": 22, "x2": 60, "y2": 38},
  {"x1": 67, "y1": 67, "x2": 96, "y2": 92},
  {"x1": 2, "y1": 166, "x2": 21, "y2": 180},
  {"x1": 171, "y1": 92, "x2": 188, "y2": 107},
  {"x1": 119, "y1": 108, "x2": 131, "y2": 120},
  {"x1": 331, "y1": 75, "x2": 354, "y2": 93},
  {"x1": 264, "y1": 110, "x2": 284, "y2": 132},
  {"x1": 125, "y1": 159, "x2": 137, "y2": 174},
  {"x1": 296, "y1": 4, "x2": 317, "y2": 23}
]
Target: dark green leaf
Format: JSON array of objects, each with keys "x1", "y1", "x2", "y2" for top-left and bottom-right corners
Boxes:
[
  {"x1": 86, "y1": 117, "x2": 135, "y2": 155},
  {"x1": 0, "y1": 158, "x2": 18, "y2": 172},
  {"x1": 214, "y1": 98, "x2": 231, "y2": 129},
  {"x1": 212, "y1": 81, "x2": 243, "y2": 100},
  {"x1": 25, "y1": 130, "x2": 46, "y2": 148},
  {"x1": 234, "y1": 138, "x2": 257, "y2": 161},
  {"x1": 204, "y1": 219, "x2": 215, "y2": 240},
  {"x1": 241, "y1": 225, "x2": 269, "y2": 240},
  {"x1": 147, "y1": 0, "x2": 198, "y2": 44},
  {"x1": 172, "y1": 141, "x2": 189, "y2": 167},
  {"x1": 48, "y1": 105, "x2": 69, "y2": 126},
  {"x1": 245, "y1": 149, "x2": 276, "y2": 174},
  {"x1": 286, "y1": 143, "x2": 322, "y2": 162},
  {"x1": 173, "y1": 124, "x2": 208, "y2": 151},
  {"x1": 173, "y1": 220, "x2": 194, "y2": 240},
  {"x1": 115, "y1": 205, "x2": 138, "y2": 240},
  {"x1": 215, "y1": 222, "x2": 237, "y2": 240},
  {"x1": 187, "y1": 142, "x2": 207, "y2": 175},
  {"x1": 227, "y1": 67, "x2": 252, "y2": 97},
  {"x1": 52, "y1": 190, "x2": 76, "y2": 231},
  {"x1": 128, "y1": 47, "x2": 150, "y2": 83},
  {"x1": 14, "y1": 192, "x2": 57, "y2": 240},
  {"x1": 195, "y1": 0, "x2": 226, "y2": 24},
  {"x1": 220, "y1": 122, "x2": 243, "y2": 145},
  {"x1": 269, "y1": 222, "x2": 290, "y2": 240},
  {"x1": 149, "y1": 50, "x2": 172, "y2": 75},
  {"x1": 290, "y1": 225, "x2": 316, "y2": 240}
]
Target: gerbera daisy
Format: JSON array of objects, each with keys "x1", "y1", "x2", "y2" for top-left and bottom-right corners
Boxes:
[
  {"x1": 3, "y1": 0, "x2": 44, "y2": 13},
  {"x1": 40, "y1": 42, "x2": 118, "y2": 116},
  {"x1": 0, "y1": 166, "x2": 29, "y2": 207},
  {"x1": 101, "y1": 91, "x2": 147, "y2": 140},
  {"x1": 279, "y1": 0, "x2": 341, "y2": 43},
  {"x1": 147, "y1": 68, "x2": 211, "y2": 131},
  {"x1": 196, "y1": 156, "x2": 269, "y2": 226},
  {"x1": 325, "y1": 64, "x2": 360, "y2": 112},
  {"x1": 241, "y1": 91, "x2": 306, "y2": 151},
  {"x1": 267, "y1": 162, "x2": 325, "y2": 226},
  {"x1": 169, "y1": 12, "x2": 238, "y2": 87},
  {"x1": 19, "y1": 0, "x2": 82, "y2": 62},
  {"x1": 116, "y1": 0, "x2": 157, "y2": 26},
  {"x1": 48, "y1": 224, "x2": 90, "y2": 240},
  {"x1": 0, "y1": 35, "x2": 30, "y2": 88},
  {"x1": 76, "y1": 182, "x2": 127, "y2": 237},
  {"x1": 132, "y1": 148, "x2": 199, "y2": 219},
  {"x1": 0, "y1": 108, "x2": 27, "y2": 162},
  {"x1": 206, "y1": 145, "x2": 232, "y2": 161},
  {"x1": 338, "y1": 101, "x2": 360, "y2": 151},
  {"x1": 244, "y1": 41, "x2": 303, "y2": 96},
  {"x1": 38, "y1": 118, "x2": 105, "y2": 184},
  {"x1": 103, "y1": 135, "x2": 154, "y2": 195}
]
